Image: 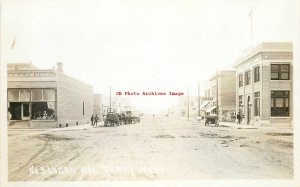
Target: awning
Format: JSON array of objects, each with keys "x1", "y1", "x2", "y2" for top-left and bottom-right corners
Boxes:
[
  {"x1": 200, "y1": 101, "x2": 210, "y2": 110},
  {"x1": 205, "y1": 106, "x2": 216, "y2": 112}
]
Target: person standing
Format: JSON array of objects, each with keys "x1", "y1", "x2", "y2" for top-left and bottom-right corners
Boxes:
[
  {"x1": 91, "y1": 114, "x2": 94, "y2": 126},
  {"x1": 237, "y1": 112, "x2": 241, "y2": 125},
  {"x1": 95, "y1": 114, "x2": 98, "y2": 126}
]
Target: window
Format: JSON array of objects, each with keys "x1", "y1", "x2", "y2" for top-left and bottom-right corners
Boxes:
[
  {"x1": 254, "y1": 66, "x2": 260, "y2": 83},
  {"x1": 43, "y1": 89, "x2": 55, "y2": 101},
  {"x1": 8, "y1": 90, "x2": 20, "y2": 101},
  {"x1": 31, "y1": 90, "x2": 43, "y2": 101},
  {"x1": 20, "y1": 90, "x2": 31, "y2": 101},
  {"x1": 245, "y1": 70, "x2": 251, "y2": 85},
  {"x1": 8, "y1": 89, "x2": 56, "y2": 120},
  {"x1": 32, "y1": 102, "x2": 55, "y2": 120},
  {"x1": 254, "y1": 92, "x2": 260, "y2": 116},
  {"x1": 31, "y1": 89, "x2": 56, "y2": 120},
  {"x1": 8, "y1": 90, "x2": 31, "y2": 101},
  {"x1": 238, "y1": 74, "x2": 243, "y2": 87},
  {"x1": 271, "y1": 91, "x2": 289, "y2": 116},
  {"x1": 271, "y1": 64, "x2": 290, "y2": 80},
  {"x1": 239, "y1": 95, "x2": 243, "y2": 115}
]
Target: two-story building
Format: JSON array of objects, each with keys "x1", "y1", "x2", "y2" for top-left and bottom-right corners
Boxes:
[
  {"x1": 7, "y1": 62, "x2": 93, "y2": 128},
  {"x1": 204, "y1": 70, "x2": 236, "y2": 122},
  {"x1": 233, "y1": 42, "x2": 293, "y2": 127}
]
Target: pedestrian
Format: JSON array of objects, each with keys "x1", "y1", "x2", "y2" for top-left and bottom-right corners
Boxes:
[
  {"x1": 237, "y1": 112, "x2": 241, "y2": 124},
  {"x1": 91, "y1": 114, "x2": 94, "y2": 126},
  {"x1": 95, "y1": 114, "x2": 98, "y2": 126}
]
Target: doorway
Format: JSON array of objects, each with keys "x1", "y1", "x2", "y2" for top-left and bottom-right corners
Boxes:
[
  {"x1": 247, "y1": 96, "x2": 251, "y2": 125},
  {"x1": 9, "y1": 102, "x2": 30, "y2": 120}
]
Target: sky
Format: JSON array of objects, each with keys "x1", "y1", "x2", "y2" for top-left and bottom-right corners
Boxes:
[{"x1": 2, "y1": 0, "x2": 296, "y2": 113}]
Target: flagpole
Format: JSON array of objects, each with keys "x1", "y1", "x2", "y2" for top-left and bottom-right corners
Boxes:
[{"x1": 250, "y1": 1, "x2": 253, "y2": 46}]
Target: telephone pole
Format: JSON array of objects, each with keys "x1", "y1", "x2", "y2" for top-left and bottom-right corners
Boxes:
[
  {"x1": 109, "y1": 86, "x2": 112, "y2": 112},
  {"x1": 198, "y1": 81, "x2": 201, "y2": 117},
  {"x1": 187, "y1": 89, "x2": 190, "y2": 120}
]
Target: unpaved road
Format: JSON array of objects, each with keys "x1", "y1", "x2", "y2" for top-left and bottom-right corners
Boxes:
[{"x1": 8, "y1": 117, "x2": 293, "y2": 181}]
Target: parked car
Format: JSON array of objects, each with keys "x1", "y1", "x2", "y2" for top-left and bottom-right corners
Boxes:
[
  {"x1": 205, "y1": 115, "x2": 219, "y2": 126},
  {"x1": 104, "y1": 112, "x2": 119, "y2": 127}
]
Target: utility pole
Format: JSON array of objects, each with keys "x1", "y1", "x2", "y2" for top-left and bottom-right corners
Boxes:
[
  {"x1": 198, "y1": 81, "x2": 200, "y2": 117},
  {"x1": 249, "y1": 0, "x2": 253, "y2": 46},
  {"x1": 109, "y1": 86, "x2": 112, "y2": 112},
  {"x1": 187, "y1": 89, "x2": 190, "y2": 120},
  {"x1": 216, "y1": 71, "x2": 219, "y2": 117}
]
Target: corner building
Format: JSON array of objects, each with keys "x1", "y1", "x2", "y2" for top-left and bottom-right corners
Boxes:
[
  {"x1": 234, "y1": 42, "x2": 293, "y2": 127},
  {"x1": 7, "y1": 62, "x2": 93, "y2": 128}
]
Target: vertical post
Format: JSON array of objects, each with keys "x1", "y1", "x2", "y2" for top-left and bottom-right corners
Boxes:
[
  {"x1": 109, "y1": 86, "x2": 111, "y2": 112},
  {"x1": 187, "y1": 89, "x2": 189, "y2": 120},
  {"x1": 198, "y1": 81, "x2": 200, "y2": 117},
  {"x1": 249, "y1": 0, "x2": 253, "y2": 46},
  {"x1": 216, "y1": 71, "x2": 219, "y2": 117}
]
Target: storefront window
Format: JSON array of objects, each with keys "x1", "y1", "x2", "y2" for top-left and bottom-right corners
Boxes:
[
  {"x1": 32, "y1": 102, "x2": 55, "y2": 120},
  {"x1": 8, "y1": 89, "x2": 56, "y2": 121},
  {"x1": 20, "y1": 90, "x2": 31, "y2": 101},
  {"x1": 8, "y1": 90, "x2": 20, "y2": 101},
  {"x1": 32, "y1": 89, "x2": 43, "y2": 101},
  {"x1": 43, "y1": 89, "x2": 55, "y2": 101}
]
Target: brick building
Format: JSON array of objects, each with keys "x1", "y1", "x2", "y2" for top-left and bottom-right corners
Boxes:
[
  {"x1": 204, "y1": 70, "x2": 236, "y2": 121},
  {"x1": 7, "y1": 62, "x2": 93, "y2": 128},
  {"x1": 233, "y1": 42, "x2": 293, "y2": 127}
]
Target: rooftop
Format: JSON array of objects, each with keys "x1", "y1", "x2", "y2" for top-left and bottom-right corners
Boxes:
[{"x1": 233, "y1": 42, "x2": 293, "y2": 68}]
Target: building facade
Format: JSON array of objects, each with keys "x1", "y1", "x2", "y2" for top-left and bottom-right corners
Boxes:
[
  {"x1": 7, "y1": 62, "x2": 93, "y2": 128},
  {"x1": 233, "y1": 42, "x2": 293, "y2": 127},
  {"x1": 204, "y1": 70, "x2": 236, "y2": 121}
]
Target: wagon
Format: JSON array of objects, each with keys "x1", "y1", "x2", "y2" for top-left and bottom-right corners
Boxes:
[
  {"x1": 204, "y1": 115, "x2": 219, "y2": 126},
  {"x1": 104, "y1": 112, "x2": 120, "y2": 127}
]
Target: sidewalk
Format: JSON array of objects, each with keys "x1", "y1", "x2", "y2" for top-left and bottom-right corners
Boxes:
[{"x1": 185, "y1": 118, "x2": 293, "y2": 132}]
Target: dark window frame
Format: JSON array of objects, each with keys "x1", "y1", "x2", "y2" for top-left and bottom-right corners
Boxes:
[
  {"x1": 245, "y1": 70, "x2": 251, "y2": 85},
  {"x1": 254, "y1": 91, "x2": 260, "y2": 116},
  {"x1": 271, "y1": 91, "x2": 289, "y2": 117},
  {"x1": 271, "y1": 64, "x2": 290, "y2": 80},
  {"x1": 254, "y1": 66, "x2": 260, "y2": 83}
]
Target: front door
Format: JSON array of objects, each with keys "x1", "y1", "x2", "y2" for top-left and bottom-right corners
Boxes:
[
  {"x1": 10, "y1": 102, "x2": 21, "y2": 120},
  {"x1": 22, "y1": 103, "x2": 30, "y2": 120}
]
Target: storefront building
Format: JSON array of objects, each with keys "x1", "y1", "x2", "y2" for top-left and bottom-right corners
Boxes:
[
  {"x1": 204, "y1": 70, "x2": 236, "y2": 122},
  {"x1": 233, "y1": 42, "x2": 293, "y2": 127},
  {"x1": 7, "y1": 62, "x2": 93, "y2": 128}
]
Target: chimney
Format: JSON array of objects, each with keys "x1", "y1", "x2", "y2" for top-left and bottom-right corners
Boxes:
[{"x1": 57, "y1": 62, "x2": 63, "y2": 73}]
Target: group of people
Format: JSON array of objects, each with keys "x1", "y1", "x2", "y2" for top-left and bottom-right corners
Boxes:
[{"x1": 90, "y1": 114, "x2": 99, "y2": 126}]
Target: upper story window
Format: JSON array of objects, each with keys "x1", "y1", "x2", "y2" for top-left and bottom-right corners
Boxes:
[
  {"x1": 238, "y1": 74, "x2": 243, "y2": 87},
  {"x1": 245, "y1": 70, "x2": 251, "y2": 85},
  {"x1": 254, "y1": 66, "x2": 260, "y2": 83},
  {"x1": 271, "y1": 64, "x2": 290, "y2": 80}
]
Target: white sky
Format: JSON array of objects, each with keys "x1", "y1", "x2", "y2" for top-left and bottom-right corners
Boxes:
[{"x1": 2, "y1": 0, "x2": 295, "y2": 113}]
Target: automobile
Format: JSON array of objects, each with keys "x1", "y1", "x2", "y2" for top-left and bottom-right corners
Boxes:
[
  {"x1": 104, "y1": 112, "x2": 119, "y2": 127},
  {"x1": 204, "y1": 115, "x2": 219, "y2": 126}
]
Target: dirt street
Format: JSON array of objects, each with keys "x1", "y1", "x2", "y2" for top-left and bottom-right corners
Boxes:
[{"x1": 8, "y1": 117, "x2": 293, "y2": 181}]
